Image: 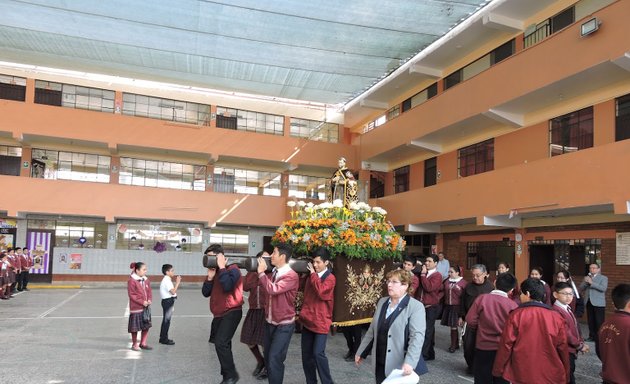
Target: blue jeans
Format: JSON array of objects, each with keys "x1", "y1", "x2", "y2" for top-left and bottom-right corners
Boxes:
[
  {"x1": 301, "y1": 327, "x2": 333, "y2": 384},
  {"x1": 159, "y1": 297, "x2": 175, "y2": 342},
  {"x1": 264, "y1": 322, "x2": 295, "y2": 384}
]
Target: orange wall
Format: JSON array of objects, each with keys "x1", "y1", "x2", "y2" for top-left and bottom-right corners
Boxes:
[
  {"x1": 594, "y1": 100, "x2": 616, "y2": 146},
  {"x1": 437, "y1": 151, "x2": 457, "y2": 184},
  {"x1": 0, "y1": 101, "x2": 357, "y2": 171},
  {"x1": 374, "y1": 138, "x2": 630, "y2": 226},
  {"x1": 495, "y1": 121, "x2": 548, "y2": 169},
  {"x1": 1, "y1": 175, "x2": 287, "y2": 227},
  {"x1": 409, "y1": 162, "x2": 424, "y2": 190},
  {"x1": 359, "y1": 0, "x2": 630, "y2": 160}
]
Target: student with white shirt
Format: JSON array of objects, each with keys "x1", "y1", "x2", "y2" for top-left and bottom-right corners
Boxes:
[{"x1": 159, "y1": 264, "x2": 181, "y2": 345}]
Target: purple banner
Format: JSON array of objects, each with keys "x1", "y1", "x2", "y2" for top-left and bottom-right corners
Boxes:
[{"x1": 27, "y1": 231, "x2": 52, "y2": 274}]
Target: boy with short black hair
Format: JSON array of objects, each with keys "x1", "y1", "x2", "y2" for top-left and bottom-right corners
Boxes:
[
  {"x1": 159, "y1": 264, "x2": 181, "y2": 345},
  {"x1": 599, "y1": 283, "x2": 630, "y2": 384},
  {"x1": 552, "y1": 282, "x2": 589, "y2": 384},
  {"x1": 492, "y1": 278, "x2": 569, "y2": 384}
]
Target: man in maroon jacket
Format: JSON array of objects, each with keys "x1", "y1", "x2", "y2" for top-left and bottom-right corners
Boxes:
[
  {"x1": 299, "y1": 247, "x2": 336, "y2": 384},
  {"x1": 599, "y1": 283, "x2": 630, "y2": 384},
  {"x1": 415, "y1": 254, "x2": 444, "y2": 361},
  {"x1": 465, "y1": 272, "x2": 517, "y2": 383},
  {"x1": 202, "y1": 244, "x2": 244, "y2": 384},
  {"x1": 16, "y1": 247, "x2": 30, "y2": 291},
  {"x1": 492, "y1": 278, "x2": 569, "y2": 384},
  {"x1": 257, "y1": 243, "x2": 299, "y2": 384},
  {"x1": 552, "y1": 282, "x2": 589, "y2": 384}
]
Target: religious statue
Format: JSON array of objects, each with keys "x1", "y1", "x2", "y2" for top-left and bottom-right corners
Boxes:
[{"x1": 328, "y1": 157, "x2": 358, "y2": 208}]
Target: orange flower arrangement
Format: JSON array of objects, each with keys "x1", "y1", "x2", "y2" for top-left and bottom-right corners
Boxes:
[{"x1": 272, "y1": 200, "x2": 405, "y2": 261}]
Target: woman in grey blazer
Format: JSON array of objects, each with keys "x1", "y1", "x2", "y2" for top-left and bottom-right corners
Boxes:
[{"x1": 355, "y1": 269, "x2": 428, "y2": 383}]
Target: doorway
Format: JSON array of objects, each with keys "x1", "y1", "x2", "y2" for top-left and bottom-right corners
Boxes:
[
  {"x1": 529, "y1": 244, "x2": 555, "y2": 286},
  {"x1": 26, "y1": 229, "x2": 55, "y2": 283}
]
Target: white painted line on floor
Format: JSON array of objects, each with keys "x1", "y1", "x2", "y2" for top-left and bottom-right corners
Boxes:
[
  {"x1": 457, "y1": 375, "x2": 474, "y2": 383},
  {"x1": 37, "y1": 290, "x2": 83, "y2": 318},
  {"x1": 124, "y1": 303, "x2": 130, "y2": 318}
]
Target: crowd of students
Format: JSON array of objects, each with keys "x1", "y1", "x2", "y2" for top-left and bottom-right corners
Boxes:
[
  {"x1": 125, "y1": 248, "x2": 629, "y2": 384},
  {"x1": 0, "y1": 247, "x2": 33, "y2": 299}
]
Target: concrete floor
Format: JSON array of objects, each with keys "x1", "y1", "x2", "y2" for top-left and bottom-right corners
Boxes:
[{"x1": 0, "y1": 287, "x2": 604, "y2": 384}]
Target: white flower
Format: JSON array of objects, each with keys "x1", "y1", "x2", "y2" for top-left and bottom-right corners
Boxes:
[
  {"x1": 358, "y1": 202, "x2": 370, "y2": 210},
  {"x1": 332, "y1": 199, "x2": 343, "y2": 208},
  {"x1": 348, "y1": 202, "x2": 359, "y2": 210},
  {"x1": 306, "y1": 202, "x2": 314, "y2": 208},
  {"x1": 319, "y1": 202, "x2": 332, "y2": 209},
  {"x1": 297, "y1": 201, "x2": 306, "y2": 207},
  {"x1": 287, "y1": 201, "x2": 296, "y2": 208}
]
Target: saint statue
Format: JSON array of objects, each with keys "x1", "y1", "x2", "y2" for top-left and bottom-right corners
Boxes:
[{"x1": 328, "y1": 157, "x2": 358, "y2": 208}]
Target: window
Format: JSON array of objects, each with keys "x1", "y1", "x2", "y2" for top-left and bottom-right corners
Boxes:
[
  {"x1": 119, "y1": 158, "x2": 206, "y2": 191},
  {"x1": 0, "y1": 145, "x2": 22, "y2": 176},
  {"x1": 290, "y1": 118, "x2": 339, "y2": 143},
  {"x1": 551, "y1": 6, "x2": 574, "y2": 33},
  {"x1": 35, "y1": 81, "x2": 115, "y2": 112},
  {"x1": 55, "y1": 221, "x2": 108, "y2": 249},
  {"x1": 34, "y1": 80, "x2": 62, "y2": 106},
  {"x1": 213, "y1": 167, "x2": 281, "y2": 196},
  {"x1": 394, "y1": 165, "x2": 410, "y2": 194},
  {"x1": 403, "y1": 234, "x2": 435, "y2": 259},
  {"x1": 61, "y1": 84, "x2": 115, "y2": 113},
  {"x1": 616, "y1": 93, "x2": 630, "y2": 141},
  {"x1": 458, "y1": 139, "x2": 494, "y2": 177},
  {"x1": 549, "y1": 107, "x2": 593, "y2": 156},
  {"x1": 402, "y1": 83, "x2": 438, "y2": 112},
  {"x1": 288, "y1": 175, "x2": 327, "y2": 200},
  {"x1": 444, "y1": 70, "x2": 462, "y2": 90},
  {"x1": 209, "y1": 226, "x2": 249, "y2": 254},
  {"x1": 122, "y1": 93, "x2": 211, "y2": 125},
  {"x1": 524, "y1": 6, "x2": 575, "y2": 48},
  {"x1": 217, "y1": 107, "x2": 283, "y2": 135},
  {"x1": 424, "y1": 157, "x2": 437, "y2": 187},
  {"x1": 31, "y1": 149, "x2": 110, "y2": 183},
  {"x1": 491, "y1": 40, "x2": 515, "y2": 65},
  {"x1": 116, "y1": 222, "x2": 203, "y2": 252},
  {"x1": 386, "y1": 105, "x2": 400, "y2": 121},
  {"x1": 0, "y1": 74, "x2": 26, "y2": 101},
  {"x1": 370, "y1": 172, "x2": 385, "y2": 198}
]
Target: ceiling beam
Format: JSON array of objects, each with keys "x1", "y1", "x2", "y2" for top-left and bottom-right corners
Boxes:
[
  {"x1": 361, "y1": 161, "x2": 388, "y2": 172},
  {"x1": 407, "y1": 224, "x2": 441, "y2": 233},
  {"x1": 612, "y1": 52, "x2": 630, "y2": 72},
  {"x1": 360, "y1": 99, "x2": 389, "y2": 110},
  {"x1": 408, "y1": 140, "x2": 443, "y2": 154},
  {"x1": 409, "y1": 64, "x2": 442, "y2": 78},
  {"x1": 482, "y1": 13, "x2": 523, "y2": 32},
  {"x1": 482, "y1": 109, "x2": 524, "y2": 127},
  {"x1": 480, "y1": 215, "x2": 522, "y2": 228}
]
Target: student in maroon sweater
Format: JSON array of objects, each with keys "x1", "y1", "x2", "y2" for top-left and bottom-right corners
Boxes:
[
  {"x1": 241, "y1": 251, "x2": 269, "y2": 378},
  {"x1": 415, "y1": 254, "x2": 444, "y2": 361},
  {"x1": 496, "y1": 263, "x2": 520, "y2": 304},
  {"x1": 402, "y1": 257, "x2": 419, "y2": 296},
  {"x1": 299, "y1": 247, "x2": 336, "y2": 384},
  {"x1": 552, "y1": 282, "x2": 590, "y2": 384},
  {"x1": 440, "y1": 265, "x2": 467, "y2": 353},
  {"x1": 466, "y1": 273, "x2": 518, "y2": 384},
  {"x1": 492, "y1": 278, "x2": 569, "y2": 384},
  {"x1": 529, "y1": 266, "x2": 552, "y2": 306},
  {"x1": 127, "y1": 262, "x2": 153, "y2": 351},
  {"x1": 257, "y1": 243, "x2": 299, "y2": 384},
  {"x1": 201, "y1": 244, "x2": 244, "y2": 384},
  {"x1": 599, "y1": 283, "x2": 630, "y2": 384}
]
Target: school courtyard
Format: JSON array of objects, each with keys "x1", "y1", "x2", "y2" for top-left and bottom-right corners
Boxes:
[{"x1": 0, "y1": 286, "x2": 603, "y2": 384}]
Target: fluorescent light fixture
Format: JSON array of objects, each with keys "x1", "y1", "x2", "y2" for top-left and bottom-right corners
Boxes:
[{"x1": 580, "y1": 18, "x2": 600, "y2": 37}]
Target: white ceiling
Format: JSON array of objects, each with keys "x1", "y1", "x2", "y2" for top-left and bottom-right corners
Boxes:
[{"x1": 0, "y1": 0, "x2": 492, "y2": 106}]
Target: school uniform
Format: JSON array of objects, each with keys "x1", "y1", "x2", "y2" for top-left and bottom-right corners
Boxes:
[
  {"x1": 492, "y1": 301, "x2": 570, "y2": 384},
  {"x1": 441, "y1": 277, "x2": 467, "y2": 327},
  {"x1": 159, "y1": 275, "x2": 177, "y2": 343},
  {"x1": 599, "y1": 310, "x2": 630, "y2": 384},
  {"x1": 17, "y1": 252, "x2": 31, "y2": 291},
  {"x1": 552, "y1": 301, "x2": 584, "y2": 384},
  {"x1": 202, "y1": 264, "x2": 243, "y2": 382},
  {"x1": 466, "y1": 290, "x2": 518, "y2": 384},
  {"x1": 240, "y1": 271, "x2": 266, "y2": 346},
  {"x1": 299, "y1": 269, "x2": 336, "y2": 384},
  {"x1": 258, "y1": 264, "x2": 299, "y2": 384},
  {"x1": 127, "y1": 274, "x2": 153, "y2": 333},
  {"x1": 415, "y1": 268, "x2": 443, "y2": 360}
]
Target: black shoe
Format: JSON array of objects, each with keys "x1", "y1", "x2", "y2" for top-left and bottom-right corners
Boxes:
[
  {"x1": 256, "y1": 368, "x2": 267, "y2": 380},
  {"x1": 344, "y1": 355, "x2": 355, "y2": 362},
  {"x1": 423, "y1": 355, "x2": 435, "y2": 361},
  {"x1": 466, "y1": 366, "x2": 473, "y2": 375},
  {"x1": 343, "y1": 351, "x2": 352, "y2": 359},
  {"x1": 139, "y1": 345, "x2": 153, "y2": 350},
  {"x1": 252, "y1": 363, "x2": 264, "y2": 376},
  {"x1": 221, "y1": 374, "x2": 240, "y2": 384},
  {"x1": 159, "y1": 339, "x2": 175, "y2": 345}
]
